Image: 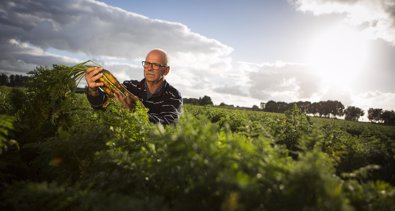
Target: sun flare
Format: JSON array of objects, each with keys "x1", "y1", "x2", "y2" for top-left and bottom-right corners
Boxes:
[{"x1": 306, "y1": 24, "x2": 370, "y2": 89}]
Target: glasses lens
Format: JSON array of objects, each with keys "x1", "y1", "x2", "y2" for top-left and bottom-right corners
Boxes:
[{"x1": 142, "y1": 61, "x2": 162, "y2": 70}]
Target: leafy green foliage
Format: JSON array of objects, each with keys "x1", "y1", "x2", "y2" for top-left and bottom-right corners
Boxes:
[
  {"x1": 1, "y1": 181, "x2": 170, "y2": 211},
  {"x1": 0, "y1": 65, "x2": 395, "y2": 210},
  {"x1": 0, "y1": 86, "x2": 12, "y2": 114},
  {"x1": 14, "y1": 65, "x2": 82, "y2": 144},
  {"x1": 0, "y1": 115, "x2": 18, "y2": 155}
]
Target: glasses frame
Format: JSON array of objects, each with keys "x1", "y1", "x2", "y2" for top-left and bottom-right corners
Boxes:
[{"x1": 142, "y1": 61, "x2": 167, "y2": 70}]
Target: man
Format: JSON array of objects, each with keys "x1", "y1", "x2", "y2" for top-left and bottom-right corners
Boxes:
[{"x1": 85, "y1": 49, "x2": 182, "y2": 125}]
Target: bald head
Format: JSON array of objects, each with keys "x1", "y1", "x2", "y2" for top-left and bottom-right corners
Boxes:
[
  {"x1": 144, "y1": 49, "x2": 170, "y2": 83},
  {"x1": 146, "y1": 49, "x2": 168, "y2": 66}
]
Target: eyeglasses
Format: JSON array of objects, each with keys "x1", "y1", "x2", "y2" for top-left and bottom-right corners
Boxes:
[{"x1": 142, "y1": 61, "x2": 167, "y2": 70}]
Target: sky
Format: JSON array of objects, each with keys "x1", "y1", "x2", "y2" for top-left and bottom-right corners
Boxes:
[{"x1": 1, "y1": 0, "x2": 395, "y2": 113}]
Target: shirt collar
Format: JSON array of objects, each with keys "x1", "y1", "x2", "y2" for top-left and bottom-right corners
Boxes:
[{"x1": 139, "y1": 79, "x2": 167, "y2": 99}]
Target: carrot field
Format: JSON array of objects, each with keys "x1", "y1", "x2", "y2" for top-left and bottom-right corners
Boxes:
[{"x1": 1, "y1": 65, "x2": 395, "y2": 211}]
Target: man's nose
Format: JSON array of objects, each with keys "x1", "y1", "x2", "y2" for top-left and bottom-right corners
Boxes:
[
  {"x1": 146, "y1": 66, "x2": 154, "y2": 72},
  {"x1": 148, "y1": 66, "x2": 154, "y2": 70}
]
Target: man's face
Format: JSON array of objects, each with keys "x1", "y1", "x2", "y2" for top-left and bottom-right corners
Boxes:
[{"x1": 144, "y1": 51, "x2": 169, "y2": 83}]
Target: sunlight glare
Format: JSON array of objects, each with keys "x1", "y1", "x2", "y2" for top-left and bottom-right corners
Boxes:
[{"x1": 306, "y1": 24, "x2": 370, "y2": 89}]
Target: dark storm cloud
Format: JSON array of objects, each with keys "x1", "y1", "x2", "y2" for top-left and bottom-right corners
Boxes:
[{"x1": 0, "y1": 0, "x2": 231, "y2": 73}]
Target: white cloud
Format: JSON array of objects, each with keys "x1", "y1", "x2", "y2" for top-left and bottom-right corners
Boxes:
[
  {"x1": 347, "y1": 91, "x2": 395, "y2": 121},
  {"x1": 291, "y1": 0, "x2": 395, "y2": 45},
  {"x1": 0, "y1": 0, "x2": 232, "y2": 72},
  {"x1": 353, "y1": 91, "x2": 395, "y2": 111},
  {"x1": 247, "y1": 62, "x2": 321, "y2": 102},
  {"x1": 0, "y1": 0, "x2": 235, "y2": 103}
]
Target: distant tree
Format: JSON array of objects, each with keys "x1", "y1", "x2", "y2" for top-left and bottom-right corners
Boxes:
[
  {"x1": 344, "y1": 106, "x2": 364, "y2": 121},
  {"x1": 8, "y1": 75, "x2": 15, "y2": 86},
  {"x1": 317, "y1": 101, "x2": 329, "y2": 117},
  {"x1": 264, "y1": 100, "x2": 277, "y2": 112},
  {"x1": 219, "y1": 102, "x2": 234, "y2": 108},
  {"x1": 277, "y1": 101, "x2": 291, "y2": 113},
  {"x1": 183, "y1": 98, "x2": 199, "y2": 105},
  {"x1": 9, "y1": 74, "x2": 30, "y2": 87},
  {"x1": 303, "y1": 100, "x2": 345, "y2": 118},
  {"x1": 381, "y1": 110, "x2": 395, "y2": 125},
  {"x1": 329, "y1": 100, "x2": 344, "y2": 118},
  {"x1": 308, "y1": 102, "x2": 320, "y2": 116},
  {"x1": 199, "y1": 95, "x2": 213, "y2": 106},
  {"x1": 296, "y1": 101, "x2": 311, "y2": 113},
  {"x1": 0, "y1": 73, "x2": 8, "y2": 85},
  {"x1": 252, "y1": 105, "x2": 260, "y2": 111},
  {"x1": 264, "y1": 101, "x2": 276, "y2": 112},
  {"x1": 368, "y1": 108, "x2": 383, "y2": 123}
]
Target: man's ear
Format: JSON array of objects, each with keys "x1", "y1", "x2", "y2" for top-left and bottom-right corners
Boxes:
[{"x1": 164, "y1": 66, "x2": 170, "y2": 76}]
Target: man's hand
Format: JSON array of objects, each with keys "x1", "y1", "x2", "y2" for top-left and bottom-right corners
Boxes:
[
  {"x1": 85, "y1": 66, "x2": 104, "y2": 96},
  {"x1": 114, "y1": 91, "x2": 135, "y2": 109}
]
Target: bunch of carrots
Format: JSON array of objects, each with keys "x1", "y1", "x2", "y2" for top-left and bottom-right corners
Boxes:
[{"x1": 71, "y1": 60, "x2": 139, "y2": 105}]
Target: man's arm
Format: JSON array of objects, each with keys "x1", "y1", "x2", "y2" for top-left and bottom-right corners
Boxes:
[{"x1": 86, "y1": 88, "x2": 108, "y2": 109}]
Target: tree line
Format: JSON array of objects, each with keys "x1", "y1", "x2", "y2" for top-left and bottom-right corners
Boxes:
[
  {"x1": 367, "y1": 108, "x2": 395, "y2": 124},
  {"x1": 260, "y1": 100, "x2": 395, "y2": 124},
  {"x1": 183, "y1": 95, "x2": 214, "y2": 106},
  {"x1": 0, "y1": 73, "x2": 30, "y2": 87},
  {"x1": 184, "y1": 96, "x2": 395, "y2": 124}
]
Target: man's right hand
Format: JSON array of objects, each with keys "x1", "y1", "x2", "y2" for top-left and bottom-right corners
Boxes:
[{"x1": 85, "y1": 66, "x2": 104, "y2": 96}]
